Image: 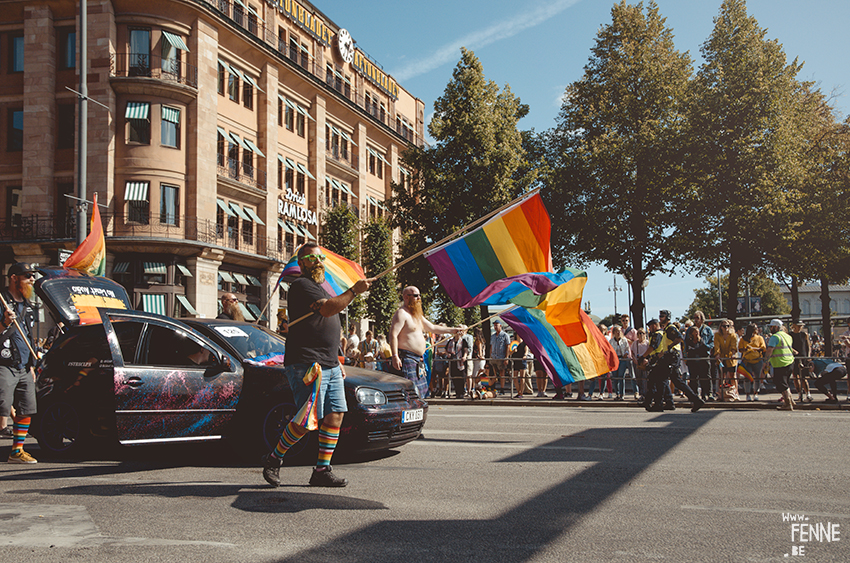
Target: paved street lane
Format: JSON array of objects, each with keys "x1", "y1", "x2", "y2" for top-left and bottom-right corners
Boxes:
[{"x1": 1, "y1": 406, "x2": 848, "y2": 562}]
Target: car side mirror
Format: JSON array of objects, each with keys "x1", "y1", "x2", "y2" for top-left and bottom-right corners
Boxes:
[{"x1": 205, "y1": 355, "x2": 232, "y2": 377}]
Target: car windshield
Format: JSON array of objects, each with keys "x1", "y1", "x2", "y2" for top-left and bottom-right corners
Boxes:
[{"x1": 209, "y1": 324, "x2": 285, "y2": 360}]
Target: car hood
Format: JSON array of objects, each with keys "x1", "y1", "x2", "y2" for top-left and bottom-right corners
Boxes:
[{"x1": 34, "y1": 268, "x2": 134, "y2": 325}]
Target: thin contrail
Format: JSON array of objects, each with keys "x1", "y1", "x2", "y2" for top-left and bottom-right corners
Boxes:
[{"x1": 391, "y1": 0, "x2": 582, "y2": 82}]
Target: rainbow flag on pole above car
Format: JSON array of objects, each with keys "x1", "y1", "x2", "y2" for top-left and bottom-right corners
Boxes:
[{"x1": 63, "y1": 192, "x2": 105, "y2": 276}]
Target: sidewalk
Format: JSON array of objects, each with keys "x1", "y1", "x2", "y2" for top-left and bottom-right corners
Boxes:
[{"x1": 425, "y1": 393, "x2": 850, "y2": 410}]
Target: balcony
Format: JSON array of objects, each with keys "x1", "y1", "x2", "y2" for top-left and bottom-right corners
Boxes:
[
  {"x1": 111, "y1": 52, "x2": 199, "y2": 90},
  {"x1": 217, "y1": 154, "x2": 267, "y2": 191},
  {"x1": 2, "y1": 212, "x2": 286, "y2": 263},
  {"x1": 326, "y1": 147, "x2": 359, "y2": 173}
]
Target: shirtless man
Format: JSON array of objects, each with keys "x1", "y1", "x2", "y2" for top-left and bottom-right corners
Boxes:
[{"x1": 390, "y1": 286, "x2": 463, "y2": 398}]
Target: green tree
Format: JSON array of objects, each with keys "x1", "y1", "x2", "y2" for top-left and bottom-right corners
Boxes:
[
  {"x1": 362, "y1": 218, "x2": 396, "y2": 336},
  {"x1": 687, "y1": 273, "x2": 790, "y2": 319},
  {"x1": 390, "y1": 47, "x2": 531, "y2": 327},
  {"x1": 320, "y1": 204, "x2": 364, "y2": 322},
  {"x1": 682, "y1": 0, "x2": 805, "y2": 322},
  {"x1": 546, "y1": 0, "x2": 693, "y2": 328}
]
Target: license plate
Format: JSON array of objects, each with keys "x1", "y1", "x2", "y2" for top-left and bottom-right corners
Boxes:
[{"x1": 402, "y1": 408, "x2": 424, "y2": 423}]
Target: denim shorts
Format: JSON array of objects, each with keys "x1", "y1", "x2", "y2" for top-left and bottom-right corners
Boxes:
[
  {"x1": 0, "y1": 365, "x2": 37, "y2": 417},
  {"x1": 285, "y1": 363, "x2": 347, "y2": 421}
]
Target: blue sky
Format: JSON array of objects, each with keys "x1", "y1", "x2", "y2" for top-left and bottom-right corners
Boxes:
[{"x1": 325, "y1": 0, "x2": 850, "y2": 322}]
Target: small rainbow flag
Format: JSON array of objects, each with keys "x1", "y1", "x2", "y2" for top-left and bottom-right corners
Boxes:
[
  {"x1": 502, "y1": 287, "x2": 618, "y2": 386},
  {"x1": 63, "y1": 192, "x2": 105, "y2": 276},
  {"x1": 273, "y1": 245, "x2": 365, "y2": 297},
  {"x1": 292, "y1": 363, "x2": 323, "y2": 431},
  {"x1": 736, "y1": 364, "x2": 754, "y2": 382},
  {"x1": 424, "y1": 193, "x2": 553, "y2": 308}
]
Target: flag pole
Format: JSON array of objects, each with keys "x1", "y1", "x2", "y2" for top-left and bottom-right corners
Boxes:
[
  {"x1": 0, "y1": 293, "x2": 38, "y2": 359},
  {"x1": 429, "y1": 305, "x2": 520, "y2": 348},
  {"x1": 371, "y1": 188, "x2": 541, "y2": 282}
]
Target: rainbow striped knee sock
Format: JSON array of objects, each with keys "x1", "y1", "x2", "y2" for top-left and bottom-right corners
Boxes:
[{"x1": 316, "y1": 423, "x2": 341, "y2": 468}]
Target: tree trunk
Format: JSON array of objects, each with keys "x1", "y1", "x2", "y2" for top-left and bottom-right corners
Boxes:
[
  {"x1": 820, "y1": 277, "x2": 832, "y2": 357},
  {"x1": 789, "y1": 276, "x2": 800, "y2": 322},
  {"x1": 481, "y1": 304, "x2": 491, "y2": 356},
  {"x1": 726, "y1": 262, "x2": 741, "y2": 322}
]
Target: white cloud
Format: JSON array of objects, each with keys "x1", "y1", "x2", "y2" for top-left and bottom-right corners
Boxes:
[{"x1": 390, "y1": 0, "x2": 582, "y2": 82}]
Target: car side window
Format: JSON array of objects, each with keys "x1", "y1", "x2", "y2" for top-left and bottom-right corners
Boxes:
[
  {"x1": 110, "y1": 319, "x2": 144, "y2": 364},
  {"x1": 144, "y1": 324, "x2": 216, "y2": 368},
  {"x1": 43, "y1": 325, "x2": 112, "y2": 370}
]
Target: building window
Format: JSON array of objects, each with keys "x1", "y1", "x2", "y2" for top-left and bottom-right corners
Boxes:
[
  {"x1": 296, "y1": 168, "x2": 305, "y2": 195},
  {"x1": 247, "y1": 7, "x2": 259, "y2": 35},
  {"x1": 161, "y1": 32, "x2": 182, "y2": 80},
  {"x1": 216, "y1": 202, "x2": 225, "y2": 238},
  {"x1": 125, "y1": 181, "x2": 150, "y2": 224},
  {"x1": 289, "y1": 37, "x2": 298, "y2": 63},
  {"x1": 285, "y1": 164, "x2": 293, "y2": 192},
  {"x1": 296, "y1": 111, "x2": 305, "y2": 138},
  {"x1": 228, "y1": 68, "x2": 240, "y2": 103},
  {"x1": 129, "y1": 28, "x2": 151, "y2": 76},
  {"x1": 59, "y1": 29, "x2": 76, "y2": 69},
  {"x1": 242, "y1": 146, "x2": 253, "y2": 179},
  {"x1": 277, "y1": 97, "x2": 283, "y2": 127},
  {"x1": 228, "y1": 212, "x2": 239, "y2": 247},
  {"x1": 233, "y1": 1, "x2": 244, "y2": 26},
  {"x1": 242, "y1": 209, "x2": 254, "y2": 245},
  {"x1": 218, "y1": 62, "x2": 225, "y2": 95},
  {"x1": 161, "y1": 106, "x2": 180, "y2": 148},
  {"x1": 10, "y1": 35, "x2": 24, "y2": 73},
  {"x1": 243, "y1": 80, "x2": 254, "y2": 110},
  {"x1": 228, "y1": 136, "x2": 239, "y2": 178},
  {"x1": 277, "y1": 26, "x2": 286, "y2": 53},
  {"x1": 6, "y1": 186, "x2": 22, "y2": 226},
  {"x1": 300, "y1": 45, "x2": 309, "y2": 69},
  {"x1": 7, "y1": 109, "x2": 23, "y2": 152},
  {"x1": 57, "y1": 104, "x2": 75, "y2": 150},
  {"x1": 284, "y1": 100, "x2": 294, "y2": 131},
  {"x1": 277, "y1": 158, "x2": 283, "y2": 190},
  {"x1": 126, "y1": 102, "x2": 151, "y2": 145},
  {"x1": 160, "y1": 184, "x2": 179, "y2": 225},
  {"x1": 217, "y1": 131, "x2": 226, "y2": 167}
]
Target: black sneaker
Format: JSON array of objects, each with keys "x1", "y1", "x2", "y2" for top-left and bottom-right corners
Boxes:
[
  {"x1": 691, "y1": 398, "x2": 706, "y2": 412},
  {"x1": 310, "y1": 466, "x2": 348, "y2": 488},
  {"x1": 663, "y1": 403, "x2": 676, "y2": 411},
  {"x1": 262, "y1": 453, "x2": 282, "y2": 487},
  {"x1": 0, "y1": 427, "x2": 13, "y2": 439}
]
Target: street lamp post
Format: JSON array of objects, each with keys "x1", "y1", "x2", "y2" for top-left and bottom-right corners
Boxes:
[{"x1": 608, "y1": 275, "x2": 622, "y2": 317}]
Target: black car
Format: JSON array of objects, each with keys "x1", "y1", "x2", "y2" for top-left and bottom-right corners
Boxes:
[{"x1": 31, "y1": 269, "x2": 427, "y2": 458}]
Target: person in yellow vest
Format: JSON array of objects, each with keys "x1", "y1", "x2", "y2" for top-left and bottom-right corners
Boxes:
[
  {"x1": 641, "y1": 311, "x2": 705, "y2": 413},
  {"x1": 762, "y1": 319, "x2": 797, "y2": 410}
]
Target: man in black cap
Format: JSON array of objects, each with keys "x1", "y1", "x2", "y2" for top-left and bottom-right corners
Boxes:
[
  {"x1": 641, "y1": 311, "x2": 705, "y2": 413},
  {"x1": 1, "y1": 263, "x2": 39, "y2": 463}
]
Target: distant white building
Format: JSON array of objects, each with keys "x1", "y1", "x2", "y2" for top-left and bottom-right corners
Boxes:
[{"x1": 777, "y1": 283, "x2": 850, "y2": 317}]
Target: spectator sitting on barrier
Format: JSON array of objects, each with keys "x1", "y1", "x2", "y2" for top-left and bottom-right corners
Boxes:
[{"x1": 812, "y1": 361, "x2": 846, "y2": 403}]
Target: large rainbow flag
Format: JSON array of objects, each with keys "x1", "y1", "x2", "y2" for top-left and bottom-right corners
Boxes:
[
  {"x1": 273, "y1": 245, "x2": 365, "y2": 297},
  {"x1": 424, "y1": 192, "x2": 553, "y2": 308},
  {"x1": 63, "y1": 192, "x2": 105, "y2": 276},
  {"x1": 502, "y1": 285, "x2": 618, "y2": 386}
]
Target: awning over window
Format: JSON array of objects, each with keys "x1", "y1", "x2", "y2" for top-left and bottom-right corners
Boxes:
[
  {"x1": 143, "y1": 262, "x2": 167, "y2": 274},
  {"x1": 113, "y1": 262, "x2": 129, "y2": 274},
  {"x1": 247, "y1": 303, "x2": 267, "y2": 321},
  {"x1": 124, "y1": 181, "x2": 149, "y2": 201},
  {"x1": 341, "y1": 183, "x2": 356, "y2": 198},
  {"x1": 217, "y1": 126, "x2": 228, "y2": 139},
  {"x1": 238, "y1": 302, "x2": 255, "y2": 322},
  {"x1": 341, "y1": 130, "x2": 357, "y2": 146},
  {"x1": 142, "y1": 294, "x2": 166, "y2": 316},
  {"x1": 243, "y1": 206, "x2": 265, "y2": 226},
  {"x1": 285, "y1": 157, "x2": 296, "y2": 170},
  {"x1": 247, "y1": 275, "x2": 262, "y2": 287},
  {"x1": 228, "y1": 202, "x2": 251, "y2": 222},
  {"x1": 296, "y1": 162, "x2": 316, "y2": 181},
  {"x1": 162, "y1": 30, "x2": 190, "y2": 52},
  {"x1": 228, "y1": 132, "x2": 251, "y2": 152},
  {"x1": 233, "y1": 273, "x2": 249, "y2": 286},
  {"x1": 242, "y1": 73, "x2": 264, "y2": 93},
  {"x1": 219, "y1": 271, "x2": 235, "y2": 283},
  {"x1": 217, "y1": 198, "x2": 235, "y2": 216},
  {"x1": 175, "y1": 294, "x2": 198, "y2": 316},
  {"x1": 286, "y1": 221, "x2": 300, "y2": 236},
  {"x1": 295, "y1": 104, "x2": 316, "y2": 122},
  {"x1": 227, "y1": 64, "x2": 245, "y2": 81},
  {"x1": 176, "y1": 264, "x2": 193, "y2": 277},
  {"x1": 243, "y1": 138, "x2": 265, "y2": 158},
  {"x1": 125, "y1": 102, "x2": 149, "y2": 120},
  {"x1": 161, "y1": 106, "x2": 180, "y2": 123},
  {"x1": 278, "y1": 217, "x2": 293, "y2": 234}
]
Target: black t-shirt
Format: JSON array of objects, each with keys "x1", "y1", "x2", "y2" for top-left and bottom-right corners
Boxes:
[{"x1": 284, "y1": 278, "x2": 341, "y2": 368}]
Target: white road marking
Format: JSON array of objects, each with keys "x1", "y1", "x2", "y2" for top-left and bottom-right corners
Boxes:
[
  {"x1": 681, "y1": 505, "x2": 850, "y2": 519},
  {"x1": 413, "y1": 441, "x2": 612, "y2": 452}
]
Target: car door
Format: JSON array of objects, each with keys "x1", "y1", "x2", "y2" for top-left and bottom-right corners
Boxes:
[{"x1": 110, "y1": 315, "x2": 242, "y2": 444}]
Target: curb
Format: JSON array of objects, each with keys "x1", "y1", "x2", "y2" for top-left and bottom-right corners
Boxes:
[{"x1": 424, "y1": 396, "x2": 850, "y2": 411}]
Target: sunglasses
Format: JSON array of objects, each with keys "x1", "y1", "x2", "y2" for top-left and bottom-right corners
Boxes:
[
  {"x1": 405, "y1": 293, "x2": 421, "y2": 298},
  {"x1": 15, "y1": 273, "x2": 35, "y2": 279},
  {"x1": 300, "y1": 254, "x2": 326, "y2": 263}
]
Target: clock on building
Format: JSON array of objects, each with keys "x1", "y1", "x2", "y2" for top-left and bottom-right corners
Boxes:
[{"x1": 336, "y1": 28, "x2": 354, "y2": 64}]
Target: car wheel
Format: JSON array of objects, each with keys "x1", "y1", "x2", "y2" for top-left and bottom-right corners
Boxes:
[
  {"x1": 34, "y1": 401, "x2": 84, "y2": 456},
  {"x1": 260, "y1": 401, "x2": 315, "y2": 460}
]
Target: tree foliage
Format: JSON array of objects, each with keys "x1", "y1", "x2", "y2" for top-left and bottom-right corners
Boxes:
[
  {"x1": 546, "y1": 0, "x2": 693, "y2": 328},
  {"x1": 320, "y1": 204, "x2": 364, "y2": 321},
  {"x1": 362, "y1": 218, "x2": 396, "y2": 336},
  {"x1": 390, "y1": 47, "x2": 532, "y2": 324},
  {"x1": 681, "y1": 0, "x2": 805, "y2": 321}
]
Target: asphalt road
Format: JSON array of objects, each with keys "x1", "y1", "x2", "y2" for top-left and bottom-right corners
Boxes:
[{"x1": 1, "y1": 405, "x2": 848, "y2": 562}]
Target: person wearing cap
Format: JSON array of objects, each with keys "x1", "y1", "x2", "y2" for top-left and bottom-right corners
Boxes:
[
  {"x1": 489, "y1": 320, "x2": 511, "y2": 394},
  {"x1": 762, "y1": 319, "x2": 796, "y2": 410},
  {"x1": 642, "y1": 311, "x2": 705, "y2": 412},
  {"x1": 639, "y1": 318, "x2": 671, "y2": 410},
  {"x1": 789, "y1": 320, "x2": 814, "y2": 403},
  {"x1": 1, "y1": 263, "x2": 39, "y2": 464}
]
